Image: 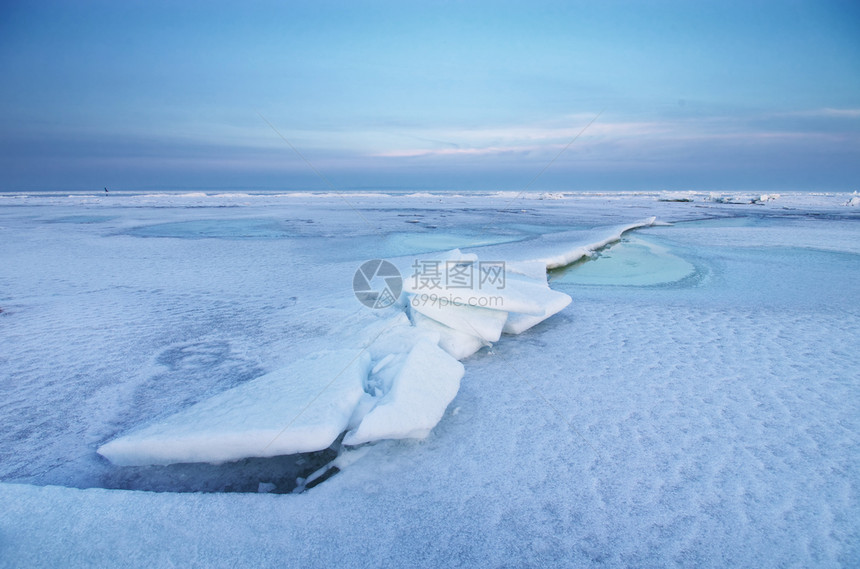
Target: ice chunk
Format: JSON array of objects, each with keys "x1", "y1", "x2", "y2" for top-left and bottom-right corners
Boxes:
[
  {"x1": 343, "y1": 339, "x2": 465, "y2": 445},
  {"x1": 502, "y1": 288, "x2": 572, "y2": 334},
  {"x1": 365, "y1": 352, "x2": 408, "y2": 397},
  {"x1": 505, "y1": 259, "x2": 552, "y2": 282},
  {"x1": 358, "y1": 312, "x2": 440, "y2": 360},
  {"x1": 401, "y1": 248, "x2": 566, "y2": 317},
  {"x1": 346, "y1": 392, "x2": 378, "y2": 430},
  {"x1": 98, "y1": 350, "x2": 372, "y2": 466},
  {"x1": 467, "y1": 218, "x2": 657, "y2": 270},
  {"x1": 404, "y1": 250, "x2": 573, "y2": 341},
  {"x1": 409, "y1": 299, "x2": 508, "y2": 342},
  {"x1": 411, "y1": 311, "x2": 487, "y2": 360}
]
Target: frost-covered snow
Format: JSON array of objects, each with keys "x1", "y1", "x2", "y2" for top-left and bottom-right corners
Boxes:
[{"x1": 0, "y1": 190, "x2": 858, "y2": 568}]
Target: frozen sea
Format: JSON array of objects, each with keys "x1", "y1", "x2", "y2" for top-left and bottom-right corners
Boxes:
[{"x1": 0, "y1": 190, "x2": 858, "y2": 568}]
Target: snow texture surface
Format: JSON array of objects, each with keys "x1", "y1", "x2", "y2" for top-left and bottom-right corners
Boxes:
[{"x1": 0, "y1": 190, "x2": 857, "y2": 568}]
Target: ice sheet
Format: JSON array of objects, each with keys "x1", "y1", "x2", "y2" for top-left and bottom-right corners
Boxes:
[
  {"x1": 409, "y1": 301, "x2": 509, "y2": 342},
  {"x1": 409, "y1": 311, "x2": 488, "y2": 360},
  {"x1": 1, "y1": 191, "x2": 858, "y2": 568}
]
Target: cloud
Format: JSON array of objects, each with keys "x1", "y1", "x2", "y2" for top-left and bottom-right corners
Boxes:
[
  {"x1": 373, "y1": 145, "x2": 550, "y2": 158},
  {"x1": 3, "y1": 104, "x2": 857, "y2": 191},
  {"x1": 358, "y1": 108, "x2": 860, "y2": 164}
]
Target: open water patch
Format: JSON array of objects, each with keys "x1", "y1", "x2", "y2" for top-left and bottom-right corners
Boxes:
[
  {"x1": 126, "y1": 218, "x2": 295, "y2": 239},
  {"x1": 549, "y1": 236, "x2": 696, "y2": 287}
]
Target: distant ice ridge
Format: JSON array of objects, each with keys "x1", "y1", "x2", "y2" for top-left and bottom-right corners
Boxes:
[
  {"x1": 657, "y1": 191, "x2": 781, "y2": 204},
  {"x1": 98, "y1": 218, "x2": 656, "y2": 467},
  {"x1": 706, "y1": 192, "x2": 780, "y2": 205}
]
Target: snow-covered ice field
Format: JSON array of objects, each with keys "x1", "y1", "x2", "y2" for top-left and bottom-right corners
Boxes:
[{"x1": 0, "y1": 190, "x2": 858, "y2": 567}]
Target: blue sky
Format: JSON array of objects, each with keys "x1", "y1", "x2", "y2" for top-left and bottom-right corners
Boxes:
[{"x1": 1, "y1": 0, "x2": 858, "y2": 191}]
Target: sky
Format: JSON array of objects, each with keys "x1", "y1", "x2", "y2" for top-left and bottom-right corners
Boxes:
[{"x1": 1, "y1": 0, "x2": 858, "y2": 192}]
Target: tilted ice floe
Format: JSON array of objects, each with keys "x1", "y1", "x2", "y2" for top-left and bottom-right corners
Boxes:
[
  {"x1": 98, "y1": 350, "x2": 372, "y2": 466},
  {"x1": 98, "y1": 218, "x2": 656, "y2": 467}
]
